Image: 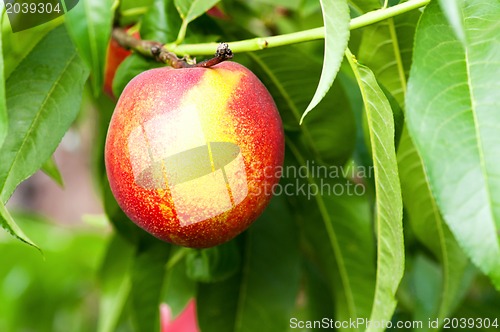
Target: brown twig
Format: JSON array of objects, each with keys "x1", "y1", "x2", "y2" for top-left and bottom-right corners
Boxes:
[{"x1": 111, "y1": 27, "x2": 233, "y2": 69}]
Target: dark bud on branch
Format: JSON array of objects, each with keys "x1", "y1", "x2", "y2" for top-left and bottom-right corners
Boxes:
[
  {"x1": 216, "y1": 42, "x2": 233, "y2": 59},
  {"x1": 194, "y1": 43, "x2": 233, "y2": 68}
]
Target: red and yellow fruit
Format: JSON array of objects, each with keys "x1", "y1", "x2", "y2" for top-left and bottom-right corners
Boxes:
[{"x1": 105, "y1": 61, "x2": 284, "y2": 248}]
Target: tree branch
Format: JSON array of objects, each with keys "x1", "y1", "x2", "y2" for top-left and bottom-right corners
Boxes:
[
  {"x1": 112, "y1": 0, "x2": 430, "y2": 62},
  {"x1": 112, "y1": 28, "x2": 234, "y2": 68},
  {"x1": 165, "y1": 0, "x2": 430, "y2": 56}
]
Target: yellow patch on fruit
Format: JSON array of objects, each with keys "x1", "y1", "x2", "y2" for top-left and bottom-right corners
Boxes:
[
  {"x1": 189, "y1": 68, "x2": 243, "y2": 142},
  {"x1": 127, "y1": 67, "x2": 247, "y2": 227}
]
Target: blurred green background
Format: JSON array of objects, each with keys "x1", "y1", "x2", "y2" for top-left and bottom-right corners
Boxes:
[{"x1": 0, "y1": 214, "x2": 107, "y2": 332}]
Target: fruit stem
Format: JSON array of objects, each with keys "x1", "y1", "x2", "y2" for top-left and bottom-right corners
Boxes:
[{"x1": 112, "y1": 27, "x2": 191, "y2": 68}]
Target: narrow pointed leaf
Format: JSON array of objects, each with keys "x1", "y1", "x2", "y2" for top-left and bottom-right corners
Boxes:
[
  {"x1": 41, "y1": 156, "x2": 64, "y2": 187},
  {"x1": 65, "y1": 0, "x2": 114, "y2": 95},
  {"x1": 300, "y1": 0, "x2": 350, "y2": 122},
  {"x1": 357, "y1": 5, "x2": 467, "y2": 322},
  {"x1": 347, "y1": 53, "x2": 404, "y2": 331},
  {"x1": 406, "y1": 0, "x2": 500, "y2": 289},
  {"x1": 398, "y1": 130, "x2": 470, "y2": 322},
  {"x1": 358, "y1": 10, "x2": 421, "y2": 106},
  {"x1": 0, "y1": 199, "x2": 38, "y2": 249},
  {"x1": 1, "y1": 25, "x2": 88, "y2": 203}
]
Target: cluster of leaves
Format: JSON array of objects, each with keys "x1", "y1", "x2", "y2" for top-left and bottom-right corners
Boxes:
[{"x1": 2, "y1": 0, "x2": 500, "y2": 331}]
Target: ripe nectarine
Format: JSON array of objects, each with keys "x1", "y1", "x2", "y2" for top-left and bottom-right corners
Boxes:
[{"x1": 105, "y1": 61, "x2": 284, "y2": 248}]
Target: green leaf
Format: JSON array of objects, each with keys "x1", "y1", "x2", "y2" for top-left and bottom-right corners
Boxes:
[
  {"x1": 300, "y1": 0, "x2": 350, "y2": 122},
  {"x1": 401, "y1": 253, "x2": 475, "y2": 331},
  {"x1": 303, "y1": 262, "x2": 335, "y2": 325},
  {"x1": 141, "y1": 0, "x2": 182, "y2": 42},
  {"x1": 0, "y1": 4, "x2": 7, "y2": 149},
  {"x1": 406, "y1": 0, "x2": 500, "y2": 289},
  {"x1": 65, "y1": 0, "x2": 114, "y2": 95},
  {"x1": 285, "y1": 144, "x2": 376, "y2": 330},
  {"x1": 398, "y1": 130, "x2": 470, "y2": 322},
  {"x1": 174, "y1": 0, "x2": 220, "y2": 22},
  {"x1": 0, "y1": 200, "x2": 38, "y2": 250},
  {"x1": 247, "y1": 47, "x2": 356, "y2": 166},
  {"x1": 112, "y1": 54, "x2": 164, "y2": 98},
  {"x1": 41, "y1": 156, "x2": 64, "y2": 188},
  {"x1": 356, "y1": 8, "x2": 420, "y2": 200},
  {"x1": 357, "y1": 4, "x2": 469, "y2": 324},
  {"x1": 197, "y1": 196, "x2": 300, "y2": 332},
  {"x1": 130, "y1": 240, "x2": 171, "y2": 332},
  {"x1": 358, "y1": 10, "x2": 421, "y2": 107},
  {"x1": 347, "y1": 52, "x2": 404, "y2": 331},
  {"x1": 186, "y1": 241, "x2": 241, "y2": 283},
  {"x1": 197, "y1": 272, "x2": 240, "y2": 332},
  {"x1": 409, "y1": 255, "x2": 442, "y2": 327},
  {"x1": 1, "y1": 25, "x2": 88, "y2": 203},
  {"x1": 2, "y1": 14, "x2": 61, "y2": 80},
  {"x1": 97, "y1": 234, "x2": 135, "y2": 332},
  {"x1": 338, "y1": 68, "x2": 374, "y2": 182}
]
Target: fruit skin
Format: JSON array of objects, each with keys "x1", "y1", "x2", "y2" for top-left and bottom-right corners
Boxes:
[{"x1": 105, "y1": 61, "x2": 284, "y2": 248}]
